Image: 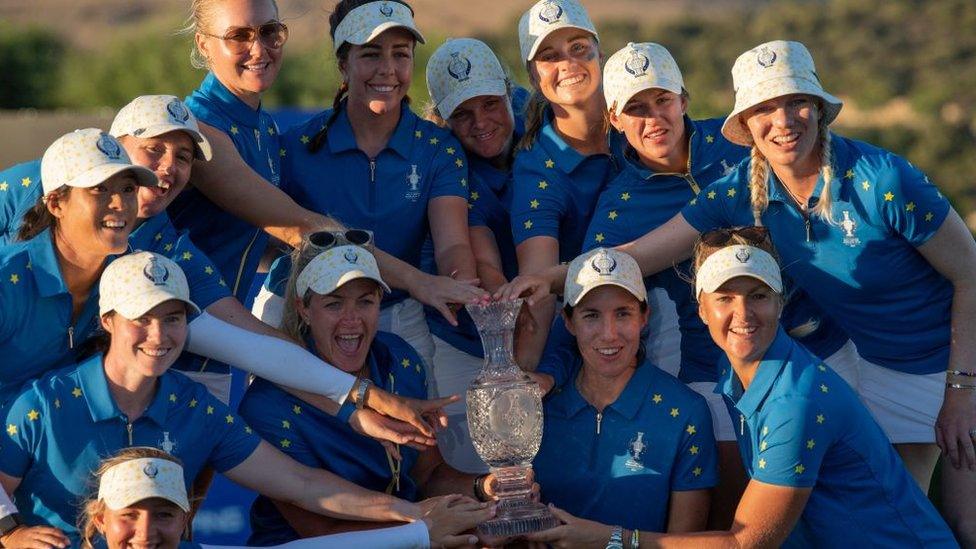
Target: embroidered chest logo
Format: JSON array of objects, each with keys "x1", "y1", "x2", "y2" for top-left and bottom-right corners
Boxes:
[
  {"x1": 448, "y1": 52, "x2": 472, "y2": 82},
  {"x1": 757, "y1": 47, "x2": 777, "y2": 68},
  {"x1": 538, "y1": 0, "x2": 563, "y2": 23},
  {"x1": 720, "y1": 159, "x2": 735, "y2": 176},
  {"x1": 625, "y1": 432, "x2": 647, "y2": 471},
  {"x1": 143, "y1": 256, "x2": 170, "y2": 286},
  {"x1": 159, "y1": 431, "x2": 177, "y2": 453},
  {"x1": 405, "y1": 164, "x2": 421, "y2": 202},
  {"x1": 840, "y1": 211, "x2": 861, "y2": 247}
]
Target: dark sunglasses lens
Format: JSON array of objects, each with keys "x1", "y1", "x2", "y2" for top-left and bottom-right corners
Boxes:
[
  {"x1": 224, "y1": 27, "x2": 256, "y2": 44},
  {"x1": 738, "y1": 226, "x2": 769, "y2": 243},
  {"x1": 345, "y1": 230, "x2": 372, "y2": 246},
  {"x1": 309, "y1": 232, "x2": 337, "y2": 248},
  {"x1": 701, "y1": 229, "x2": 732, "y2": 247},
  {"x1": 258, "y1": 22, "x2": 287, "y2": 48}
]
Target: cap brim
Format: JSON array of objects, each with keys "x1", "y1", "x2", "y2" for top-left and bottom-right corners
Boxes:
[
  {"x1": 129, "y1": 124, "x2": 213, "y2": 161},
  {"x1": 68, "y1": 162, "x2": 158, "y2": 191},
  {"x1": 567, "y1": 281, "x2": 646, "y2": 307},
  {"x1": 306, "y1": 270, "x2": 392, "y2": 297},
  {"x1": 721, "y1": 76, "x2": 842, "y2": 146},
  {"x1": 110, "y1": 293, "x2": 200, "y2": 320},
  {"x1": 698, "y1": 270, "x2": 783, "y2": 296},
  {"x1": 341, "y1": 23, "x2": 425, "y2": 52},
  {"x1": 438, "y1": 79, "x2": 508, "y2": 119},
  {"x1": 526, "y1": 25, "x2": 598, "y2": 62}
]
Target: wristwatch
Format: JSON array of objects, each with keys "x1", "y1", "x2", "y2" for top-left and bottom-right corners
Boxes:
[
  {"x1": 355, "y1": 378, "x2": 372, "y2": 411},
  {"x1": 605, "y1": 525, "x2": 624, "y2": 549},
  {"x1": 0, "y1": 513, "x2": 24, "y2": 544}
]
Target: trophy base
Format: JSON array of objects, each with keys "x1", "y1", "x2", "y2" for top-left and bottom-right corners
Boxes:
[{"x1": 476, "y1": 499, "x2": 559, "y2": 537}]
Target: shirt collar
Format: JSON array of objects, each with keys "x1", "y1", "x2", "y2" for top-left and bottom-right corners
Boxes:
[
  {"x1": 547, "y1": 359, "x2": 655, "y2": 420},
  {"x1": 199, "y1": 72, "x2": 263, "y2": 129},
  {"x1": 537, "y1": 109, "x2": 593, "y2": 174},
  {"x1": 79, "y1": 353, "x2": 176, "y2": 426},
  {"x1": 26, "y1": 229, "x2": 68, "y2": 298},
  {"x1": 128, "y1": 213, "x2": 170, "y2": 250},
  {"x1": 327, "y1": 101, "x2": 418, "y2": 160},
  {"x1": 716, "y1": 327, "x2": 794, "y2": 419}
]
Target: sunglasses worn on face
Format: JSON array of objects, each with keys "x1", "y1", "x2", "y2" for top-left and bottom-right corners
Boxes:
[
  {"x1": 308, "y1": 229, "x2": 374, "y2": 252},
  {"x1": 700, "y1": 226, "x2": 770, "y2": 248},
  {"x1": 200, "y1": 21, "x2": 289, "y2": 54}
]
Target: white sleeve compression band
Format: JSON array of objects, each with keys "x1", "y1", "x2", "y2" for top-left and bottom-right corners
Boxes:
[
  {"x1": 200, "y1": 521, "x2": 429, "y2": 549},
  {"x1": 0, "y1": 489, "x2": 17, "y2": 519},
  {"x1": 186, "y1": 311, "x2": 356, "y2": 405}
]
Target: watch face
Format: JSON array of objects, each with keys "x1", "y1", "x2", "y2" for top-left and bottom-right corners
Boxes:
[{"x1": 0, "y1": 513, "x2": 23, "y2": 535}]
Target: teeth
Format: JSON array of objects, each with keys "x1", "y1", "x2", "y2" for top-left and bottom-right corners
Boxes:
[
  {"x1": 647, "y1": 129, "x2": 666, "y2": 138},
  {"x1": 103, "y1": 220, "x2": 125, "y2": 228},
  {"x1": 157, "y1": 181, "x2": 171, "y2": 190},
  {"x1": 559, "y1": 75, "x2": 585, "y2": 87},
  {"x1": 140, "y1": 348, "x2": 169, "y2": 357},
  {"x1": 337, "y1": 335, "x2": 360, "y2": 340},
  {"x1": 596, "y1": 347, "x2": 621, "y2": 356},
  {"x1": 773, "y1": 133, "x2": 799, "y2": 144},
  {"x1": 243, "y1": 62, "x2": 269, "y2": 71},
  {"x1": 730, "y1": 326, "x2": 757, "y2": 335},
  {"x1": 371, "y1": 85, "x2": 396, "y2": 92}
]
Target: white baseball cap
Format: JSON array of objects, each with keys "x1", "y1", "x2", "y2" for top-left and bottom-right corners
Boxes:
[
  {"x1": 426, "y1": 38, "x2": 509, "y2": 119},
  {"x1": 722, "y1": 40, "x2": 842, "y2": 146},
  {"x1": 98, "y1": 455, "x2": 190, "y2": 512},
  {"x1": 110, "y1": 95, "x2": 213, "y2": 161},
  {"x1": 332, "y1": 1, "x2": 425, "y2": 54},
  {"x1": 99, "y1": 251, "x2": 200, "y2": 319},
  {"x1": 297, "y1": 245, "x2": 391, "y2": 297},
  {"x1": 695, "y1": 245, "x2": 783, "y2": 296},
  {"x1": 518, "y1": 0, "x2": 598, "y2": 63},
  {"x1": 604, "y1": 42, "x2": 684, "y2": 116},
  {"x1": 40, "y1": 129, "x2": 157, "y2": 196},
  {"x1": 564, "y1": 248, "x2": 646, "y2": 307}
]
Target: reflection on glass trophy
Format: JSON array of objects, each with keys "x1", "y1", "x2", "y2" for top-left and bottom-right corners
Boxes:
[{"x1": 465, "y1": 299, "x2": 558, "y2": 537}]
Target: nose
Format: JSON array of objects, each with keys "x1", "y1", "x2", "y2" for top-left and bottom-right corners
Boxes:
[
  {"x1": 144, "y1": 319, "x2": 166, "y2": 345},
  {"x1": 599, "y1": 316, "x2": 619, "y2": 341},
  {"x1": 771, "y1": 106, "x2": 791, "y2": 128},
  {"x1": 132, "y1": 512, "x2": 154, "y2": 542},
  {"x1": 157, "y1": 150, "x2": 176, "y2": 177},
  {"x1": 732, "y1": 296, "x2": 754, "y2": 321}
]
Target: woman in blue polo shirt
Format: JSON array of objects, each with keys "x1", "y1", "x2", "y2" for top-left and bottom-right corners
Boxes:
[
  {"x1": 240, "y1": 244, "x2": 499, "y2": 544},
  {"x1": 532, "y1": 247, "x2": 716, "y2": 538},
  {"x1": 0, "y1": 252, "x2": 483, "y2": 544},
  {"x1": 528, "y1": 233, "x2": 956, "y2": 548}
]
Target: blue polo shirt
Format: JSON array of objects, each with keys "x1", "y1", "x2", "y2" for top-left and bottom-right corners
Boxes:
[
  {"x1": 261, "y1": 102, "x2": 470, "y2": 307},
  {"x1": 718, "y1": 329, "x2": 954, "y2": 547},
  {"x1": 684, "y1": 135, "x2": 952, "y2": 374},
  {"x1": 169, "y1": 72, "x2": 281, "y2": 302},
  {"x1": 0, "y1": 354, "x2": 260, "y2": 539},
  {"x1": 534, "y1": 359, "x2": 717, "y2": 532},
  {"x1": 510, "y1": 110, "x2": 623, "y2": 263},
  {"x1": 0, "y1": 159, "x2": 42, "y2": 245},
  {"x1": 0, "y1": 230, "x2": 103, "y2": 405},
  {"x1": 239, "y1": 332, "x2": 427, "y2": 546}
]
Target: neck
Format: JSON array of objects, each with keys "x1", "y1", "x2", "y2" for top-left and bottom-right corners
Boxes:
[
  {"x1": 729, "y1": 358, "x2": 761, "y2": 391},
  {"x1": 53, "y1": 230, "x2": 108, "y2": 301},
  {"x1": 102, "y1": 352, "x2": 158, "y2": 422},
  {"x1": 770, "y1": 154, "x2": 822, "y2": 202},
  {"x1": 347, "y1": 100, "x2": 401, "y2": 158},
  {"x1": 576, "y1": 360, "x2": 636, "y2": 411},
  {"x1": 486, "y1": 140, "x2": 516, "y2": 171},
  {"x1": 637, "y1": 136, "x2": 689, "y2": 174},
  {"x1": 551, "y1": 100, "x2": 609, "y2": 156},
  {"x1": 237, "y1": 90, "x2": 261, "y2": 111}
]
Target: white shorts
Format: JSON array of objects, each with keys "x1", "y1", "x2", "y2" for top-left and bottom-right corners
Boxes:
[
  {"x1": 643, "y1": 287, "x2": 681, "y2": 378},
  {"x1": 852, "y1": 358, "x2": 944, "y2": 444},
  {"x1": 179, "y1": 370, "x2": 233, "y2": 405},
  {"x1": 429, "y1": 335, "x2": 489, "y2": 474}
]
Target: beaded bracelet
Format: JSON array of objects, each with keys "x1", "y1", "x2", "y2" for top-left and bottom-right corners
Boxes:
[
  {"x1": 947, "y1": 382, "x2": 976, "y2": 390},
  {"x1": 947, "y1": 370, "x2": 976, "y2": 377},
  {"x1": 630, "y1": 529, "x2": 640, "y2": 548}
]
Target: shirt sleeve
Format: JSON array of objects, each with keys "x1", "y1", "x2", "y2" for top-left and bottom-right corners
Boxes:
[
  {"x1": 876, "y1": 155, "x2": 951, "y2": 247},
  {"x1": 171, "y1": 232, "x2": 231, "y2": 310},
  {"x1": 750, "y1": 395, "x2": 834, "y2": 488},
  {"x1": 680, "y1": 166, "x2": 752, "y2": 233},
  {"x1": 510, "y1": 155, "x2": 566, "y2": 245},
  {"x1": 238, "y1": 385, "x2": 319, "y2": 469},
  {"x1": 0, "y1": 383, "x2": 47, "y2": 479},
  {"x1": 535, "y1": 316, "x2": 580, "y2": 389},
  {"x1": 200, "y1": 389, "x2": 262, "y2": 473},
  {"x1": 427, "y1": 133, "x2": 470, "y2": 200},
  {"x1": 468, "y1": 184, "x2": 490, "y2": 228},
  {"x1": 670, "y1": 393, "x2": 718, "y2": 491},
  {"x1": 0, "y1": 161, "x2": 43, "y2": 245},
  {"x1": 385, "y1": 336, "x2": 429, "y2": 400}
]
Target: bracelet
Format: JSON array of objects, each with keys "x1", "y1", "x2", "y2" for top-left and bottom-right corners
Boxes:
[
  {"x1": 630, "y1": 528, "x2": 640, "y2": 548},
  {"x1": 606, "y1": 525, "x2": 624, "y2": 549},
  {"x1": 948, "y1": 370, "x2": 976, "y2": 377},
  {"x1": 472, "y1": 474, "x2": 489, "y2": 502},
  {"x1": 948, "y1": 382, "x2": 976, "y2": 390},
  {"x1": 356, "y1": 378, "x2": 372, "y2": 410}
]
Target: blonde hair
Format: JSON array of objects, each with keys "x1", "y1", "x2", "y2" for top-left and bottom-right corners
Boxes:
[
  {"x1": 181, "y1": 0, "x2": 281, "y2": 70},
  {"x1": 78, "y1": 448, "x2": 189, "y2": 549},
  {"x1": 280, "y1": 239, "x2": 327, "y2": 343},
  {"x1": 748, "y1": 105, "x2": 835, "y2": 225}
]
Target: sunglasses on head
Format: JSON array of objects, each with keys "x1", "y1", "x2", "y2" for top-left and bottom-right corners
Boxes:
[
  {"x1": 200, "y1": 21, "x2": 289, "y2": 54},
  {"x1": 307, "y1": 229, "x2": 374, "y2": 252},
  {"x1": 700, "y1": 226, "x2": 770, "y2": 248}
]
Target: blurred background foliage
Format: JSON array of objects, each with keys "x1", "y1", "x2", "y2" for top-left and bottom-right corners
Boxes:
[{"x1": 2, "y1": 0, "x2": 974, "y2": 216}]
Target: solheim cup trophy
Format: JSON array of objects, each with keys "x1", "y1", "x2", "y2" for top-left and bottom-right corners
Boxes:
[{"x1": 465, "y1": 299, "x2": 558, "y2": 537}]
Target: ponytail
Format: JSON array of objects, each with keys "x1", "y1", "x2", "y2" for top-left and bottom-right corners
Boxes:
[
  {"x1": 748, "y1": 145, "x2": 770, "y2": 226},
  {"x1": 16, "y1": 187, "x2": 67, "y2": 242},
  {"x1": 517, "y1": 90, "x2": 548, "y2": 151},
  {"x1": 810, "y1": 112, "x2": 835, "y2": 224},
  {"x1": 308, "y1": 81, "x2": 349, "y2": 154}
]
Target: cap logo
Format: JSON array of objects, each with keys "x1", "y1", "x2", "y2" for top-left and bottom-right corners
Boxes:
[
  {"x1": 143, "y1": 256, "x2": 170, "y2": 286},
  {"x1": 591, "y1": 253, "x2": 617, "y2": 276},
  {"x1": 624, "y1": 48, "x2": 650, "y2": 78},
  {"x1": 166, "y1": 99, "x2": 190, "y2": 124},
  {"x1": 344, "y1": 249, "x2": 359, "y2": 264},
  {"x1": 735, "y1": 248, "x2": 751, "y2": 263},
  {"x1": 143, "y1": 462, "x2": 159, "y2": 479},
  {"x1": 379, "y1": 2, "x2": 394, "y2": 17},
  {"x1": 96, "y1": 134, "x2": 122, "y2": 160},
  {"x1": 538, "y1": 0, "x2": 563, "y2": 23},
  {"x1": 757, "y1": 47, "x2": 777, "y2": 68},
  {"x1": 447, "y1": 51, "x2": 472, "y2": 82}
]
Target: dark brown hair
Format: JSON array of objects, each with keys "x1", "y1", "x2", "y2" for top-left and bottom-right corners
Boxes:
[{"x1": 16, "y1": 187, "x2": 68, "y2": 242}]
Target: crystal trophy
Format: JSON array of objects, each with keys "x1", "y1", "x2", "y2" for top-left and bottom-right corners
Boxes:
[{"x1": 465, "y1": 299, "x2": 558, "y2": 537}]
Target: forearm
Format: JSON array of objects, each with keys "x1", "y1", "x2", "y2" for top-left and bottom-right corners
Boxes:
[
  {"x1": 434, "y1": 242, "x2": 478, "y2": 280},
  {"x1": 641, "y1": 530, "x2": 739, "y2": 548},
  {"x1": 515, "y1": 295, "x2": 556, "y2": 371},
  {"x1": 205, "y1": 297, "x2": 289, "y2": 340},
  {"x1": 618, "y1": 214, "x2": 698, "y2": 277},
  {"x1": 295, "y1": 466, "x2": 420, "y2": 523},
  {"x1": 475, "y1": 261, "x2": 508, "y2": 294},
  {"x1": 374, "y1": 247, "x2": 425, "y2": 294},
  {"x1": 947, "y1": 279, "x2": 976, "y2": 373}
]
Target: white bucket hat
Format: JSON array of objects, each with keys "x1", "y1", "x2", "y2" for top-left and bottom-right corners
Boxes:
[
  {"x1": 518, "y1": 0, "x2": 598, "y2": 63},
  {"x1": 722, "y1": 40, "x2": 843, "y2": 146},
  {"x1": 426, "y1": 38, "x2": 509, "y2": 119},
  {"x1": 99, "y1": 251, "x2": 200, "y2": 319},
  {"x1": 98, "y1": 455, "x2": 190, "y2": 512},
  {"x1": 297, "y1": 245, "x2": 391, "y2": 297},
  {"x1": 695, "y1": 245, "x2": 783, "y2": 297},
  {"x1": 110, "y1": 95, "x2": 213, "y2": 161},
  {"x1": 604, "y1": 42, "x2": 684, "y2": 116},
  {"x1": 40, "y1": 129, "x2": 157, "y2": 196},
  {"x1": 332, "y1": 1, "x2": 425, "y2": 54},
  {"x1": 564, "y1": 248, "x2": 646, "y2": 307}
]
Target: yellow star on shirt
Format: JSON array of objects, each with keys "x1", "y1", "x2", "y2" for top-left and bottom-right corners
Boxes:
[
  {"x1": 760, "y1": 440, "x2": 768, "y2": 451},
  {"x1": 544, "y1": 159, "x2": 555, "y2": 168},
  {"x1": 54, "y1": 399, "x2": 60, "y2": 409},
  {"x1": 245, "y1": 426, "x2": 253, "y2": 434},
  {"x1": 415, "y1": 130, "x2": 422, "y2": 139},
  {"x1": 72, "y1": 387, "x2": 83, "y2": 398},
  {"x1": 883, "y1": 191, "x2": 894, "y2": 201},
  {"x1": 300, "y1": 135, "x2": 310, "y2": 144},
  {"x1": 429, "y1": 137, "x2": 439, "y2": 145},
  {"x1": 470, "y1": 191, "x2": 480, "y2": 201},
  {"x1": 816, "y1": 414, "x2": 825, "y2": 424},
  {"x1": 401, "y1": 358, "x2": 411, "y2": 368},
  {"x1": 154, "y1": 233, "x2": 163, "y2": 241},
  {"x1": 686, "y1": 424, "x2": 697, "y2": 435},
  {"x1": 690, "y1": 445, "x2": 699, "y2": 455},
  {"x1": 594, "y1": 233, "x2": 605, "y2": 243},
  {"x1": 26, "y1": 409, "x2": 39, "y2": 421},
  {"x1": 689, "y1": 198, "x2": 698, "y2": 206},
  {"x1": 218, "y1": 278, "x2": 227, "y2": 287},
  {"x1": 795, "y1": 464, "x2": 806, "y2": 474},
  {"x1": 762, "y1": 426, "x2": 769, "y2": 436},
  {"x1": 652, "y1": 394, "x2": 662, "y2": 404},
  {"x1": 189, "y1": 399, "x2": 197, "y2": 408},
  {"x1": 530, "y1": 199, "x2": 540, "y2": 209},
  {"x1": 446, "y1": 147, "x2": 455, "y2": 155},
  {"x1": 460, "y1": 178, "x2": 467, "y2": 187},
  {"x1": 229, "y1": 125, "x2": 239, "y2": 135},
  {"x1": 524, "y1": 220, "x2": 533, "y2": 229},
  {"x1": 608, "y1": 210, "x2": 618, "y2": 221},
  {"x1": 925, "y1": 212, "x2": 934, "y2": 222},
  {"x1": 820, "y1": 384, "x2": 829, "y2": 393},
  {"x1": 0, "y1": 182, "x2": 7, "y2": 192},
  {"x1": 279, "y1": 148, "x2": 287, "y2": 157},
  {"x1": 169, "y1": 393, "x2": 177, "y2": 402},
  {"x1": 692, "y1": 467, "x2": 702, "y2": 477},
  {"x1": 759, "y1": 458, "x2": 767, "y2": 469},
  {"x1": 455, "y1": 158, "x2": 464, "y2": 168},
  {"x1": 181, "y1": 251, "x2": 192, "y2": 261},
  {"x1": 705, "y1": 135, "x2": 714, "y2": 143},
  {"x1": 707, "y1": 190, "x2": 717, "y2": 200},
  {"x1": 282, "y1": 420, "x2": 291, "y2": 429},
  {"x1": 204, "y1": 266, "x2": 214, "y2": 275},
  {"x1": 9, "y1": 274, "x2": 18, "y2": 284},
  {"x1": 905, "y1": 202, "x2": 916, "y2": 212},
  {"x1": 163, "y1": 243, "x2": 173, "y2": 252},
  {"x1": 225, "y1": 414, "x2": 234, "y2": 424},
  {"x1": 206, "y1": 405, "x2": 214, "y2": 415},
  {"x1": 620, "y1": 192, "x2": 631, "y2": 201},
  {"x1": 281, "y1": 438, "x2": 291, "y2": 448},
  {"x1": 861, "y1": 180, "x2": 871, "y2": 191},
  {"x1": 727, "y1": 188, "x2": 737, "y2": 198},
  {"x1": 806, "y1": 439, "x2": 816, "y2": 449},
  {"x1": 670, "y1": 408, "x2": 679, "y2": 417},
  {"x1": 538, "y1": 180, "x2": 548, "y2": 190},
  {"x1": 817, "y1": 364, "x2": 827, "y2": 371},
  {"x1": 21, "y1": 177, "x2": 31, "y2": 187},
  {"x1": 267, "y1": 126, "x2": 276, "y2": 136},
  {"x1": 293, "y1": 405, "x2": 302, "y2": 415},
  {"x1": 845, "y1": 169, "x2": 855, "y2": 179},
  {"x1": 6, "y1": 424, "x2": 16, "y2": 436}
]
